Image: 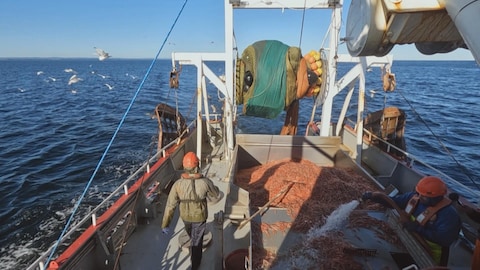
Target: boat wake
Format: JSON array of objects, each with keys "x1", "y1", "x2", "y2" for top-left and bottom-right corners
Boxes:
[{"x1": 0, "y1": 160, "x2": 141, "y2": 269}]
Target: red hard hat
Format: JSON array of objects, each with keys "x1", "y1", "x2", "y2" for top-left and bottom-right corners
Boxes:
[
  {"x1": 415, "y1": 176, "x2": 447, "y2": 198},
  {"x1": 183, "y1": 152, "x2": 199, "y2": 169}
]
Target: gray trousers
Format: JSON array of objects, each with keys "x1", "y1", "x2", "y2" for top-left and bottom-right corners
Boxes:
[{"x1": 183, "y1": 220, "x2": 206, "y2": 270}]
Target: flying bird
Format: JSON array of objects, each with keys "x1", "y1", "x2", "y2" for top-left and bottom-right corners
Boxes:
[
  {"x1": 210, "y1": 105, "x2": 217, "y2": 113},
  {"x1": 125, "y1": 73, "x2": 137, "y2": 79},
  {"x1": 105, "y1": 83, "x2": 114, "y2": 90},
  {"x1": 68, "y1": 74, "x2": 83, "y2": 85},
  {"x1": 94, "y1": 47, "x2": 111, "y2": 61},
  {"x1": 64, "y1": 68, "x2": 76, "y2": 73},
  {"x1": 36, "y1": 71, "x2": 44, "y2": 75}
]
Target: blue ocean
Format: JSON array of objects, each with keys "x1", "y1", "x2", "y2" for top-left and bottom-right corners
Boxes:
[{"x1": 0, "y1": 58, "x2": 479, "y2": 269}]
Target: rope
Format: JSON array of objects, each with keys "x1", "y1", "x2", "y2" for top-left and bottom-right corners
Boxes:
[
  {"x1": 397, "y1": 88, "x2": 480, "y2": 191},
  {"x1": 298, "y1": 0, "x2": 308, "y2": 48},
  {"x1": 45, "y1": 0, "x2": 190, "y2": 267}
]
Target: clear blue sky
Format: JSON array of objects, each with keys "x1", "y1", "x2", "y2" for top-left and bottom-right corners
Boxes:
[{"x1": 0, "y1": 0, "x2": 475, "y2": 61}]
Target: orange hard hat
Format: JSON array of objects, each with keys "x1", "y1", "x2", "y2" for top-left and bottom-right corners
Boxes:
[
  {"x1": 415, "y1": 176, "x2": 447, "y2": 198},
  {"x1": 183, "y1": 152, "x2": 199, "y2": 169}
]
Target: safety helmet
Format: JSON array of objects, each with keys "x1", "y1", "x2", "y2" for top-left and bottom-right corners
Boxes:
[
  {"x1": 183, "y1": 152, "x2": 199, "y2": 170},
  {"x1": 415, "y1": 176, "x2": 447, "y2": 198}
]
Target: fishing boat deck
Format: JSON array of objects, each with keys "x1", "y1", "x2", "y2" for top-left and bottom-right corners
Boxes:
[
  {"x1": 118, "y1": 134, "x2": 474, "y2": 270},
  {"x1": 120, "y1": 145, "x2": 231, "y2": 270}
]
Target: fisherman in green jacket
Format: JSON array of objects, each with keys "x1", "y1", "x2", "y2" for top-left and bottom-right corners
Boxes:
[{"x1": 161, "y1": 151, "x2": 220, "y2": 270}]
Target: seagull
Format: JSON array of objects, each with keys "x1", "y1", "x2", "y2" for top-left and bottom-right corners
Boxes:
[
  {"x1": 36, "y1": 71, "x2": 44, "y2": 76},
  {"x1": 97, "y1": 73, "x2": 109, "y2": 79},
  {"x1": 105, "y1": 83, "x2": 114, "y2": 90},
  {"x1": 64, "y1": 68, "x2": 76, "y2": 73},
  {"x1": 94, "y1": 47, "x2": 111, "y2": 61},
  {"x1": 48, "y1": 77, "x2": 58, "y2": 82},
  {"x1": 125, "y1": 73, "x2": 137, "y2": 79},
  {"x1": 18, "y1": 87, "x2": 25, "y2": 92},
  {"x1": 68, "y1": 74, "x2": 83, "y2": 85},
  {"x1": 219, "y1": 74, "x2": 226, "y2": 82},
  {"x1": 71, "y1": 89, "x2": 77, "y2": 94}
]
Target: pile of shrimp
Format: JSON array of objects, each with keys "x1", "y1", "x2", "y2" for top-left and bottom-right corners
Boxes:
[{"x1": 235, "y1": 158, "x2": 401, "y2": 269}]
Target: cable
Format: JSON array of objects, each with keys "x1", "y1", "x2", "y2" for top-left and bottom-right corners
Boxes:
[
  {"x1": 44, "y1": 0, "x2": 190, "y2": 267},
  {"x1": 397, "y1": 88, "x2": 480, "y2": 191},
  {"x1": 298, "y1": 0, "x2": 308, "y2": 48}
]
